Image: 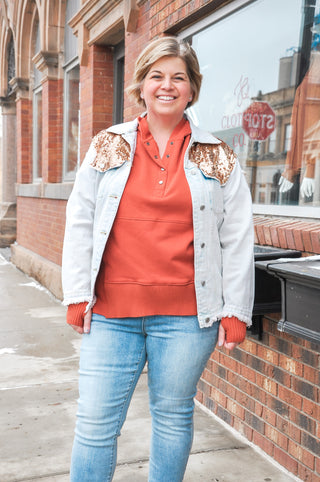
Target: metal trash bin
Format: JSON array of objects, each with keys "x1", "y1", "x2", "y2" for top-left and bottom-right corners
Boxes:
[
  {"x1": 250, "y1": 246, "x2": 301, "y2": 338},
  {"x1": 256, "y1": 256, "x2": 320, "y2": 343}
]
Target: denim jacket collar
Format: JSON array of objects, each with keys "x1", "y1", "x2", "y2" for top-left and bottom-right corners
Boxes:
[{"x1": 106, "y1": 112, "x2": 221, "y2": 145}]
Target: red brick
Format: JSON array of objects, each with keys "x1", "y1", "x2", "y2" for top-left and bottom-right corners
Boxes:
[
  {"x1": 262, "y1": 406, "x2": 276, "y2": 426},
  {"x1": 304, "y1": 365, "x2": 319, "y2": 385},
  {"x1": 292, "y1": 222, "x2": 313, "y2": 251},
  {"x1": 288, "y1": 440, "x2": 315, "y2": 470},
  {"x1": 256, "y1": 373, "x2": 277, "y2": 396},
  {"x1": 226, "y1": 398, "x2": 245, "y2": 420},
  {"x1": 309, "y1": 401, "x2": 320, "y2": 425},
  {"x1": 252, "y1": 431, "x2": 274, "y2": 456},
  {"x1": 278, "y1": 385, "x2": 303, "y2": 410},
  {"x1": 257, "y1": 345, "x2": 279, "y2": 365},
  {"x1": 310, "y1": 229, "x2": 320, "y2": 254},
  {"x1": 298, "y1": 465, "x2": 320, "y2": 482},
  {"x1": 274, "y1": 446, "x2": 299, "y2": 475},
  {"x1": 279, "y1": 353, "x2": 304, "y2": 377},
  {"x1": 301, "y1": 224, "x2": 320, "y2": 253},
  {"x1": 233, "y1": 418, "x2": 253, "y2": 441},
  {"x1": 255, "y1": 222, "x2": 267, "y2": 244}
]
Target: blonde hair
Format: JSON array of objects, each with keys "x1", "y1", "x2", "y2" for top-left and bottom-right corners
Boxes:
[{"x1": 126, "y1": 36, "x2": 202, "y2": 108}]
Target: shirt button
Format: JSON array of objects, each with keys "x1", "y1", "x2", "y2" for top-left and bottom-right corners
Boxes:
[
  {"x1": 200, "y1": 205, "x2": 205, "y2": 210},
  {"x1": 170, "y1": 142, "x2": 174, "y2": 145},
  {"x1": 201, "y1": 243, "x2": 205, "y2": 248},
  {"x1": 155, "y1": 155, "x2": 158, "y2": 159},
  {"x1": 159, "y1": 180, "x2": 164, "y2": 185},
  {"x1": 146, "y1": 142, "x2": 150, "y2": 146},
  {"x1": 166, "y1": 154, "x2": 170, "y2": 158},
  {"x1": 201, "y1": 281, "x2": 206, "y2": 287},
  {"x1": 205, "y1": 317, "x2": 210, "y2": 323},
  {"x1": 161, "y1": 168, "x2": 165, "y2": 171}
]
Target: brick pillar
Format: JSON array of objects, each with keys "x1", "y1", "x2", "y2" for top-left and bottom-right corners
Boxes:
[
  {"x1": 41, "y1": 78, "x2": 63, "y2": 183},
  {"x1": 16, "y1": 96, "x2": 32, "y2": 184},
  {"x1": 80, "y1": 44, "x2": 114, "y2": 161}
]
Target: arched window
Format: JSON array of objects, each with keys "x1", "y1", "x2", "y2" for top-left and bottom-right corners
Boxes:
[
  {"x1": 32, "y1": 19, "x2": 42, "y2": 181},
  {"x1": 63, "y1": 0, "x2": 80, "y2": 180},
  {"x1": 7, "y1": 35, "x2": 15, "y2": 96}
]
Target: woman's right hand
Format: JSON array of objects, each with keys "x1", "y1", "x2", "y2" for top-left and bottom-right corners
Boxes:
[{"x1": 69, "y1": 308, "x2": 92, "y2": 335}]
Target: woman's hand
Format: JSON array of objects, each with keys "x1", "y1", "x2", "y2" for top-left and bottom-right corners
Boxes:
[
  {"x1": 218, "y1": 323, "x2": 238, "y2": 351},
  {"x1": 70, "y1": 309, "x2": 92, "y2": 335}
]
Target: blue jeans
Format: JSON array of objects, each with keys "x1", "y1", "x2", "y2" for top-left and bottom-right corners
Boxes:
[{"x1": 70, "y1": 314, "x2": 219, "y2": 482}]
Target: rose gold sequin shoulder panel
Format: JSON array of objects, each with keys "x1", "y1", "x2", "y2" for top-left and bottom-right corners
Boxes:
[
  {"x1": 90, "y1": 130, "x2": 131, "y2": 172},
  {"x1": 189, "y1": 141, "x2": 236, "y2": 185}
]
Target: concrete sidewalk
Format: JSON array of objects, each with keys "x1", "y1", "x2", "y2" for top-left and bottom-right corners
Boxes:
[{"x1": 0, "y1": 250, "x2": 301, "y2": 482}]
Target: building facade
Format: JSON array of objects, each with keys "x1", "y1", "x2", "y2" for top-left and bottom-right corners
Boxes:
[{"x1": 0, "y1": 0, "x2": 319, "y2": 479}]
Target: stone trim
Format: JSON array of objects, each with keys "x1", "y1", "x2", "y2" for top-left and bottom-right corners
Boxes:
[{"x1": 16, "y1": 183, "x2": 73, "y2": 200}]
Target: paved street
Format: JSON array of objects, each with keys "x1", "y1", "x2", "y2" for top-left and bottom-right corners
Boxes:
[{"x1": 0, "y1": 250, "x2": 301, "y2": 482}]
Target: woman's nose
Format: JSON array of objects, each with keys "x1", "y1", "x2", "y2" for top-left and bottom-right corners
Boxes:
[{"x1": 162, "y1": 76, "x2": 173, "y2": 89}]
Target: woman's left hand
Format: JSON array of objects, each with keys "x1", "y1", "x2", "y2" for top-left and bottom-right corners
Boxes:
[{"x1": 218, "y1": 323, "x2": 238, "y2": 351}]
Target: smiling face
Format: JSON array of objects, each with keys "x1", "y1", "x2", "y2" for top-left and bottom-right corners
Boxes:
[{"x1": 140, "y1": 56, "x2": 193, "y2": 125}]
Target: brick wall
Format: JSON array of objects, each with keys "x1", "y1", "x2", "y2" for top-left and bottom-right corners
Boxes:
[
  {"x1": 80, "y1": 44, "x2": 114, "y2": 161},
  {"x1": 124, "y1": 0, "x2": 152, "y2": 120},
  {"x1": 16, "y1": 197, "x2": 66, "y2": 266},
  {"x1": 41, "y1": 79, "x2": 63, "y2": 183},
  {"x1": 196, "y1": 317, "x2": 320, "y2": 481},
  {"x1": 196, "y1": 214, "x2": 320, "y2": 480},
  {"x1": 16, "y1": 97, "x2": 32, "y2": 184}
]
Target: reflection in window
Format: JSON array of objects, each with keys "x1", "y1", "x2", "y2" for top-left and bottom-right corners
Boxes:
[
  {"x1": 185, "y1": 0, "x2": 320, "y2": 208},
  {"x1": 268, "y1": 129, "x2": 276, "y2": 154},
  {"x1": 284, "y1": 124, "x2": 292, "y2": 152}
]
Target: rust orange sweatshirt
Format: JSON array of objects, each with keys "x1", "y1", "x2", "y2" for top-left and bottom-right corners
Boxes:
[{"x1": 67, "y1": 117, "x2": 247, "y2": 343}]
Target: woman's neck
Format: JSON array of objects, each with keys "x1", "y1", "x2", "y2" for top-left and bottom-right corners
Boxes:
[{"x1": 146, "y1": 113, "x2": 184, "y2": 158}]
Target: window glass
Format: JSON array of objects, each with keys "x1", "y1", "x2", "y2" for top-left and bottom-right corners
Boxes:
[
  {"x1": 186, "y1": 0, "x2": 320, "y2": 208},
  {"x1": 63, "y1": 0, "x2": 80, "y2": 180},
  {"x1": 33, "y1": 89, "x2": 42, "y2": 179},
  {"x1": 113, "y1": 42, "x2": 125, "y2": 125},
  {"x1": 64, "y1": 64, "x2": 80, "y2": 177},
  {"x1": 33, "y1": 20, "x2": 42, "y2": 181}
]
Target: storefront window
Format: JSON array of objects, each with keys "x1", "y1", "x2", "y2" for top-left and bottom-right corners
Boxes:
[{"x1": 183, "y1": 0, "x2": 320, "y2": 212}]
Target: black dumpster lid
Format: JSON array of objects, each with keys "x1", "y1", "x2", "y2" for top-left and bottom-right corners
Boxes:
[
  {"x1": 254, "y1": 245, "x2": 301, "y2": 261},
  {"x1": 259, "y1": 256, "x2": 320, "y2": 283}
]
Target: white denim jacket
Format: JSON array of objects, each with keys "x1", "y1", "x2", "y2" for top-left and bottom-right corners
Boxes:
[{"x1": 62, "y1": 115, "x2": 254, "y2": 328}]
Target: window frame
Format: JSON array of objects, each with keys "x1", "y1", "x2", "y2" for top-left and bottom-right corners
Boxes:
[
  {"x1": 179, "y1": 0, "x2": 320, "y2": 220},
  {"x1": 32, "y1": 84, "x2": 42, "y2": 182},
  {"x1": 62, "y1": 57, "x2": 80, "y2": 181},
  {"x1": 113, "y1": 41, "x2": 125, "y2": 125}
]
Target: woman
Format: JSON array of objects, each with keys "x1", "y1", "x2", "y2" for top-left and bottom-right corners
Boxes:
[{"x1": 62, "y1": 36, "x2": 254, "y2": 482}]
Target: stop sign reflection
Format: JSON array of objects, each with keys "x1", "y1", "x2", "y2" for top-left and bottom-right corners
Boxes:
[{"x1": 242, "y1": 101, "x2": 276, "y2": 141}]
